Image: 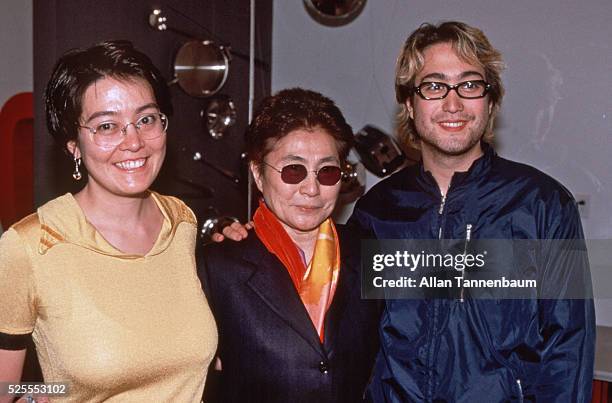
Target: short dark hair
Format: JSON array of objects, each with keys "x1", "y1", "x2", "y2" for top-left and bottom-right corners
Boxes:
[
  {"x1": 246, "y1": 88, "x2": 353, "y2": 166},
  {"x1": 45, "y1": 40, "x2": 171, "y2": 153}
]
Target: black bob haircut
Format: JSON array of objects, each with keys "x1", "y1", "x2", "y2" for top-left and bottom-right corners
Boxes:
[{"x1": 45, "y1": 40, "x2": 172, "y2": 154}]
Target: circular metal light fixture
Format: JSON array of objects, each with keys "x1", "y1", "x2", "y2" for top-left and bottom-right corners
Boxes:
[
  {"x1": 201, "y1": 96, "x2": 237, "y2": 139},
  {"x1": 173, "y1": 40, "x2": 231, "y2": 97},
  {"x1": 303, "y1": 0, "x2": 367, "y2": 27}
]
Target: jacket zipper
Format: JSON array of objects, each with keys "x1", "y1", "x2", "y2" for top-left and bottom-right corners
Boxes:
[
  {"x1": 428, "y1": 189, "x2": 447, "y2": 401},
  {"x1": 459, "y1": 223, "x2": 472, "y2": 302},
  {"x1": 516, "y1": 378, "x2": 524, "y2": 403},
  {"x1": 437, "y1": 192, "x2": 447, "y2": 239}
]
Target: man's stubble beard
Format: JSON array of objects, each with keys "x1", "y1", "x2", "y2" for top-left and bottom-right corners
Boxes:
[{"x1": 414, "y1": 113, "x2": 490, "y2": 158}]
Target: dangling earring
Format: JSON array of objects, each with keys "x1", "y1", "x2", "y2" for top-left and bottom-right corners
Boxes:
[{"x1": 72, "y1": 156, "x2": 82, "y2": 181}]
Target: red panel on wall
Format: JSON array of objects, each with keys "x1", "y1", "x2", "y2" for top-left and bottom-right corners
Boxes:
[
  {"x1": 592, "y1": 380, "x2": 609, "y2": 403},
  {"x1": 0, "y1": 92, "x2": 34, "y2": 229}
]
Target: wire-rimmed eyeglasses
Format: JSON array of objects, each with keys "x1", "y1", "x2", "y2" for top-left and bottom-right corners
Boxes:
[{"x1": 79, "y1": 112, "x2": 168, "y2": 147}]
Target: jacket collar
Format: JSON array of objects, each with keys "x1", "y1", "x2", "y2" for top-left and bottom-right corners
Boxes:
[
  {"x1": 323, "y1": 225, "x2": 359, "y2": 352},
  {"x1": 416, "y1": 141, "x2": 496, "y2": 196},
  {"x1": 238, "y1": 228, "x2": 358, "y2": 357}
]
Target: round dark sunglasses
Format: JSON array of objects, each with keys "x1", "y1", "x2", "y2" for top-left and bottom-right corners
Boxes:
[{"x1": 263, "y1": 162, "x2": 342, "y2": 186}]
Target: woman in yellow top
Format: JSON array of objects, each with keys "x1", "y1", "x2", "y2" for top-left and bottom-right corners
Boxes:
[{"x1": 0, "y1": 41, "x2": 217, "y2": 402}]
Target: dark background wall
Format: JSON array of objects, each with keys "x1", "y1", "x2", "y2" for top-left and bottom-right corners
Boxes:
[{"x1": 34, "y1": 0, "x2": 272, "y2": 227}]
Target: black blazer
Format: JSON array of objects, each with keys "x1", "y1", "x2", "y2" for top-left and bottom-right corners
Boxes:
[{"x1": 197, "y1": 225, "x2": 380, "y2": 403}]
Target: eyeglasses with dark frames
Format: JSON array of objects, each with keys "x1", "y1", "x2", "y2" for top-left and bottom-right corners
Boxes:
[
  {"x1": 262, "y1": 162, "x2": 343, "y2": 186},
  {"x1": 408, "y1": 80, "x2": 491, "y2": 100},
  {"x1": 79, "y1": 112, "x2": 168, "y2": 147}
]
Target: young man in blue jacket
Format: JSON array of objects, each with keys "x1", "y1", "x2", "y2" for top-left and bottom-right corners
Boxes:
[{"x1": 351, "y1": 21, "x2": 595, "y2": 402}]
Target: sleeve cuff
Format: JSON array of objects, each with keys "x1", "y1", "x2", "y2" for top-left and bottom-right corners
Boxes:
[{"x1": 0, "y1": 331, "x2": 30, "y2": 350}]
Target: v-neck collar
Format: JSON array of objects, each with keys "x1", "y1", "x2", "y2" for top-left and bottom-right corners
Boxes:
[{"x1": 37, "y1": 192, "x2": 195, "y2": 258}]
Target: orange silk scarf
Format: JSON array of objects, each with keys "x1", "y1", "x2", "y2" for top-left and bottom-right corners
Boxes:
[{"x1": 253, "y1": 201, "x2": 340, "y2": 342}]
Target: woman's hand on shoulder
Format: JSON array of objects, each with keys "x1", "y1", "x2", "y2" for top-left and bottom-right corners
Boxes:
[{"x1": 211, "y1": 221, "x2": 253, "y2": 243}]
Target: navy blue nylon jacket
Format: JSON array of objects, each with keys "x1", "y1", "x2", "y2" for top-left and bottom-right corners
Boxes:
[{"x1": 349, "y1": 143, "x2": 595, "y2": 403}]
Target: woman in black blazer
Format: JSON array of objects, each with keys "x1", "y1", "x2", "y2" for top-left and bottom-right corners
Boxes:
[{"x1": 198, "y1": 88, "x2": 380, "y2": 403}]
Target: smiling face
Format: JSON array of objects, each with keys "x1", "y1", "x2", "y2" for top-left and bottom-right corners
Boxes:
[
  {"x1": 67, "y1": 76, "x2": 166, "y2": 199},
  {"x1": 407, "y1": 42, "x2": 492, "y2": 160},
  {"x1": 252, "y1": 128, "x2": 342, "y2": 240}
]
